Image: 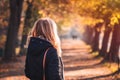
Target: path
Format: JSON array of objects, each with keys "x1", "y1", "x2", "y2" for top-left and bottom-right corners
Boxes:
[
  {"x1": 0, "y1": 39, "x2": 117, "y2": 80},
  {"x1": 61, "y1": 39, "x2": 114, "y2": 80}
]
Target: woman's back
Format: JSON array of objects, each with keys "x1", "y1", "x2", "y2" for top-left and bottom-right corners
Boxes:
[{"x1": 25, "y1": 37, "x2": 64, "y2": 80}]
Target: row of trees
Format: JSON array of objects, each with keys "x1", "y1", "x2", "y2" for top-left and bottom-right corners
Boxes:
[{"x1": 80, "y1": 0, "x2": 120, "y2": 62}]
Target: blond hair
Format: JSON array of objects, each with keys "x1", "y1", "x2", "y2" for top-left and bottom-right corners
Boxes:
[{"x1": 28, "y1": 18, "x2": 62, "y2": 57}]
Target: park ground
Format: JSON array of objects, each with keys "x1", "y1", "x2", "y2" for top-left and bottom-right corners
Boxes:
[{"x1": 0, "y1": 39, "x2": 120, "y2": 80}]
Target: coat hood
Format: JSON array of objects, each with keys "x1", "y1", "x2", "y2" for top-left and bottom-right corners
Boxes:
[{"x1": 27, "y1": 37, "x2": 53, "y2": 56}]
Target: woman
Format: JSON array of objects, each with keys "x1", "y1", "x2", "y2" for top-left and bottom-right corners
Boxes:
[{"x1": 25, "y1": 18, "x2": 64, "y2": 80}]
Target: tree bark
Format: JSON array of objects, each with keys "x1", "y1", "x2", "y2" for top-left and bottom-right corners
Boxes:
[
  {"x1": 3, "y1": 0, "x2": 23, "y2": 61},
  {"x1": 92, "y1": 29, "x2": 100, "y2": 52},
  {"x1": 106, "y1": 24, "x2": 120, "y2": 62},
  {"x1": 92, "y1": 23, "x2": 103, "y2": 52},
  {"x1": 99, "y1": 27, "x2": 112, "y2": 57},
  {"x1": 20, "y1": 0, "x2": 33, "y2": 55}
]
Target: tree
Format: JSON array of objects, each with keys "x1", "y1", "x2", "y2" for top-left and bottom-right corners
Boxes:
[
  {"x1": 20, "y1": 0, "x2": 34, "y2": 55},
  {"x1": 107, "y1": 22, "x2": 120, "y2": 62},
  {"x1": 92, "y1": 22, "x2": 103, "y2": 52},
  {"x1": 0, "y1": 0, "x2": 9, "y2": 50},
  {"x1": 99, "y1": 25, "x2": 112, "y2": 57},
  {"x1": 3, "y1": 0, "x2": 23, "y2": 61}
]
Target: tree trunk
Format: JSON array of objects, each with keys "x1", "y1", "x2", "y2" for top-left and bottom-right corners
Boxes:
[
  {"x1": 92, "y1": 29, "x2": 100, "y2": 52},
  {"x1": 106, "y1": 24, "x2": 120, "y2": 62},
  {"x1": 83, "y1": 25, "x2": 94, "y2": 45},
  {"x1": 20, "y1": 0, "x2": 33, "y2": 55},
  {"x1": 99, "y1": 27, "x2": 112, "y2": 57},
  {"x1": 3, "y1": 0, "x2": 23, "y2": 61},
  {"x1": 92, "y1": 22, "x2": 103, "y2": 52}
]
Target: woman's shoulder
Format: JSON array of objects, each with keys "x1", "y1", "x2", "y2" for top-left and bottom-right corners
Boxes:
[
  {"x1": 47, "y1": 47, "x2": 58, "y2": 57},
  {"x1": 48, "y1": 47, "x2": 56, "y2": 51},
  {"x1": 48, "y1": 47, "x2": 57, "y2": 54}
]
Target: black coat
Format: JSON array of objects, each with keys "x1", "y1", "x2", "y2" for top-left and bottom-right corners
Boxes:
[{"x1": 25, "y1": 37, "x2": 64, "y2": 80}]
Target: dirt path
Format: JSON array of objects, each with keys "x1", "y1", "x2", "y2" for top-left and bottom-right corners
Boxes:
[
  {"x1": 61, "y1": 39, "x2": 115, "y2": 80},
  {"x1": 0, "y1": 39, "x2": 118, "y2": 80}
]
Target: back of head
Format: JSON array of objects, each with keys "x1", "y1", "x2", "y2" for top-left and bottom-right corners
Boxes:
[{"x1": 29, "y1": 18, "x2": 62, "y2": 57}]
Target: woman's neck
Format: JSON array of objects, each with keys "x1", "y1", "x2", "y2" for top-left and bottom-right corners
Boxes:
[{"x1": 38, "y1": 35, "x2": 45, "y2": 40}]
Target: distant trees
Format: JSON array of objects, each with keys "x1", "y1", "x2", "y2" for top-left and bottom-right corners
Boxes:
[
  {"x1": 20, "y1": 0, "x2": 35, "y2": 55},
  {"x1": 73, "y1": 0, "x2": 120, "y2": 62},
  {"x1": 0, "y1": 0, "x2": 9, "y2": 49},
  {"x1": 20, "y1": 0, "x2": 42, "y2": 55}
]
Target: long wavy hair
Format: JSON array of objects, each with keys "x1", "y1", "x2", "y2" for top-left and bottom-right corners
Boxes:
[{"x1": 28, "y1": 18, "x2": 62, "y2": 57}]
